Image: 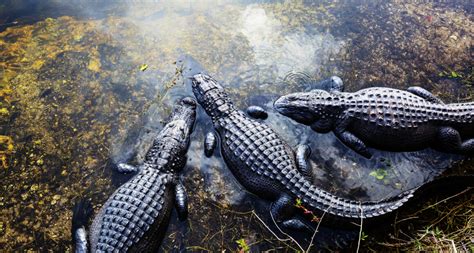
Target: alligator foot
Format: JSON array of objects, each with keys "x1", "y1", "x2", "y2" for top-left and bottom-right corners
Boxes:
[
  {"x1": 407, "y1": 86, "x2": 444, "y2": 104},
  {"x1": 72, "y1": 199, "x2": 93, "y2": 253},
  {"x1": 271, "y1": 194, "x2": 310, "y2": 231},
  {"x1": 246, "y1": 105, "x2": 268, "y2": 120},
  {"x1": 307, "y1": 76, "x2": 344, "y2": 92},
  {"x1": 333, "y1": 130, "x2": 372, "y2": 159},
  {"x1": 281, "y1": 218, "x2": 313, "y2": 231},
  {"x1": 204, "y1": 131, "x2": 217, "y2": 157},
  {"x1": 116, "y1": 163, "x2": 141, "y2": 174},
  {"x1": 175, "y1": 181, "x2": 188, "y2": 221},
  {"x1": 437, "y1": 127, "x2": 474, "y2": 155},
  {"x1": 296, "y1": 144, "x2": 313, "y2": 181},
  {"x1": 325, "y1": 76, "x2": 344, "y2": 92}
]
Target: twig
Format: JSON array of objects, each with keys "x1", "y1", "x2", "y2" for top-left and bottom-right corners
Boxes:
[
  {"x1": 186, "y1": 246, "x2": 212, "y2": 252},
  {"x1": 356, "y1": 202, "x2": 364, "y2": 253},
  {"x1": 445, "y1": 239, "x2": 458, "y2": 253},
  {"x1": 252, "y1": 211, "x2": 291, "y2": 243},
  {"x1": 269, "y1": 210, "x2": 306, "y2": 252},
  {"x1": 252, "y1": 210, "x2": 305, "y2": 252},
  {"x1": 306, "y1": 209, "x2": 327, "y2": 252},
  {"x1": 395, "y1": 215, "x2": 419, "y2": 225},
  {"x1": 413, "y1": 188, "x2": 473, "y2": 215}
]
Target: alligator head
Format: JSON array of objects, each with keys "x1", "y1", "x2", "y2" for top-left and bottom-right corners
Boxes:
[
  {"x1": 274, "y1": 90, "x2": 344, "y2": 128},
  {"x1": 164, "y1": 96, "x2": 196, "y2": 145},
  {"x1": 148, "y1": 97, "x2": 197, "y2": 170},
  {"x1": 190, "y1": 73, "x2": 235, "y2": 120}
]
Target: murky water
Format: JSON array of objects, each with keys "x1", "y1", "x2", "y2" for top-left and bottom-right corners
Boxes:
[{"x1": 1, "y1": 0, "x2": 473, "y2": 251}]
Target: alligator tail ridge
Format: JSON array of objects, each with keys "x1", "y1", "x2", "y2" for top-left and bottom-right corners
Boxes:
[{"x1": 286, "y1": 172, "x2": 415, "y2": 219}]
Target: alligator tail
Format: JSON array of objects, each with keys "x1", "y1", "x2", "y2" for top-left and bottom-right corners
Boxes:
[
  {"x1": 72, "y1": 199, "x2": 93, "y2": 253},
  {"x1": 285, "y1": 172, "x2": 414, "y2": 219}
]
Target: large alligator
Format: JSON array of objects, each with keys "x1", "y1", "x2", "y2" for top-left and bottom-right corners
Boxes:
[
  {"x1": 72, "y1": 97, "x2": 196, "y2": 252},
  {"x1": 190, "y1": 73, "x2": 416, "y2": 228},
  {"x1": 274, "y1": 84, "x2": 474, "y2": 159}
]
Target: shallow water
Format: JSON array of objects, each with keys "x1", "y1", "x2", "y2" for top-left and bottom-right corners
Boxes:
[{"x1": 1, "y1": 0, "x2": 473, "y2": 251}]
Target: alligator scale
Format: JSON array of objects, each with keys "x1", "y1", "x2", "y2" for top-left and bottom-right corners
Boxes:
[
  {"x1": 72, "y1": 97, "x2": 196, "y2": 252},
  {"x1": 274, "y1": 85, "x2": 474, "y2": 158},
  {"x1": 191, "y1": 73, "x2": 416, "y2": 227}
]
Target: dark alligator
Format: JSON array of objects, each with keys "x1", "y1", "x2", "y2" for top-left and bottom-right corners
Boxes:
[
  {"x1": 72, "y1": 97, "x2": 196, "y2": 252},
  {"x1": 190, "y1": 73, "x2": 416, "y2": 228},
  {"x1": 274, "y1": 85, "x2": 474, "y2": 158}
]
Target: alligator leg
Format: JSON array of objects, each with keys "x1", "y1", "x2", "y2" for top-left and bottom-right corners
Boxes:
[
  {"x1": 436, "y1": 127, "x2": 474, "y2": 154},
  {"x1": 333, "y1": 116, "x2": 372, "y2": 158},
  {"x1": 333, "y1": 130, "x2": 372, "y2": 158},
  {"x1": 407, "y1": 86, "x2": 444, "y2": 104},
  {"x1": 174, "y1": 181, "x2": 188, "y2": 221},
  {"x1": 116, "y1": 163, "x2": 141, "y2": 174},
  {"x1": 310, "y1": 119, "x2": 333, "y2": 133},
  {"x1": 295, "y1": 144, "x2": 313, "y2": 181},
  {"x1": 327, "y1": 76, "x2": 344, "y2": 92},
  {"x1": 246, "y1": 105, "x2": 268, "y2": 120},
  {"x1": 270, "y1": 194, "x2": 312, "y2": 231},
  {"x1": 72, "y1": 199, "x2": 93, "y2": 253},
  {"x1": 309, "y1": 76, "x2": 344, "y2": 92},
  {"x1": 204, "y1": 131, "x2": 217, "y2": 157}
]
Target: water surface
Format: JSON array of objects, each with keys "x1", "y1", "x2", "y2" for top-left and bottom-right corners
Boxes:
[{"x1": 1, "y1": 0, "x2": 472, "y2": 251}]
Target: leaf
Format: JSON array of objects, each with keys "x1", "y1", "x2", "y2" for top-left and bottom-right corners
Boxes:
[
  {"x1": 361, "y1": 231, "x2": 368, "y2": 241},
  {"x1": 369, "y1": 169, "x2": 387, "y2": 180},
  {"x1": 139, "y1": 64, "x2": 148, "y2": 71},
  {"x1": 236, "y1": 238, "x2": 250, "y2": 252},
  {"x1": 295, "y1": 198, "x2": 302, "y2": 206}
]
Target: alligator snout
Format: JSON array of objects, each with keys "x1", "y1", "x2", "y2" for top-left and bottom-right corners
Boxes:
[
  {"x1": 181, "y1": 97, "x2": 197, "y2": 107},
  {"x1": 273, "y1": 96, "x2": 290, "y2": 113},
  {"x1": 274, "y1": 94, "x2": 306, "y2": 114},
  {"x1": 274, "y1": 94, "x2": 317, "y2": 124},
  {"x1": 190, "y1": 73, "x2": 206, "y2": 87}
]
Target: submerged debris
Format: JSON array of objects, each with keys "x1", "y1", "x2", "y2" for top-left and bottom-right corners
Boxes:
[
  {"x1": 139, "y1": 63, "x2": 148, "y2": 71},
  {"x1": 0, "y1": 135, "x2": 13, "y2": 169}
]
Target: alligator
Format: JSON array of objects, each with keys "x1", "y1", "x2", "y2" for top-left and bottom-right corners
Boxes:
[
  {"x1": 72, "y1": 97, "x2": 196, "y2": 252},
  {"x1": 190, "y1": 73, "x2": 416, "y2": 228},
  {"x1": 274, "y1": 84, "x2": 474, "y2": 159}
]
